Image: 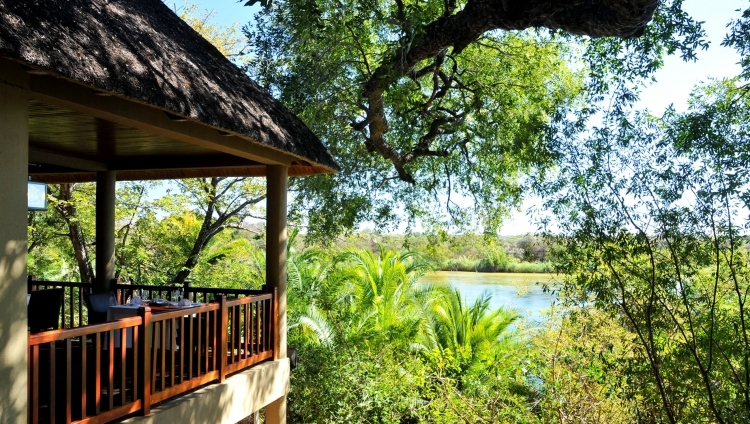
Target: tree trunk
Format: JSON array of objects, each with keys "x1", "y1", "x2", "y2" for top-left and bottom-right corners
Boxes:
[
  {"x1": 55, "y1": 183, "x2": 95, "y2": 283},
  {"x1": 170, "y1": 178, "x2": 220, "y2": 286}
]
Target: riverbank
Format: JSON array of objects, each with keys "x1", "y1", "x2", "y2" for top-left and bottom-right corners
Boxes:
[{"x1": 439, "y1": 258, "x2": 554, "y2": 273}]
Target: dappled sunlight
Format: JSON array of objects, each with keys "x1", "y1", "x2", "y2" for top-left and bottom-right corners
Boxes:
[{"x1": 0, "y1": 239, "x2": 27, "y2": 423}]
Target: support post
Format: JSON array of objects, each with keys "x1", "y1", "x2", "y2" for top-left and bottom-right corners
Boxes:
[
  {"x1": 266, "y1": 165, "x2": 287, "y2": 361},
  {"x1": 0, "y1": 61, "x2": 29, "y2": 424},
  {"x1": 95, "y1": 171, "x2": 116, "y2": 293},
  {"x1": 265, "y1": 165, "x2": 287, "y2": 424}
]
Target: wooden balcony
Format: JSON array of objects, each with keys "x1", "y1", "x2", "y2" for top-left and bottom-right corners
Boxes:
[{"x1": 27, "y1": 279, "x2": 279, "y2": 424}]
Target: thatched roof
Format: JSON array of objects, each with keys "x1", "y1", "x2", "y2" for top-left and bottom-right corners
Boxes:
[{"x1": 0, "y1": 0, "x2": 339, "y2": 173}]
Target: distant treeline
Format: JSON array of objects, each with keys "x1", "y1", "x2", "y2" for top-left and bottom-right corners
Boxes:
[{"x1": 294, "y1": 231, "x2": 554, "y2": 273}]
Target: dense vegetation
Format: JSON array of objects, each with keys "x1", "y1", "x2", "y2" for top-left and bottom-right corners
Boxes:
[
  {"x1": 307, "y1": 231, "x2": 553, "y2": 273},
  {"x1": 26, "y1": 172, "x2": 750, "y2": 422}
]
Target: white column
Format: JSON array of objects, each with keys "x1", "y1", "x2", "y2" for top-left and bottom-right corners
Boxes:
[
  {"x1": 0, "y1": 61, "x2": 29, "y2": 424},
  {"x1": 265, "y1": 165, "x2": 288, "y2": 424},
  {"x1": 95, "y1": 170, "x2": 116, "y2": 292}
]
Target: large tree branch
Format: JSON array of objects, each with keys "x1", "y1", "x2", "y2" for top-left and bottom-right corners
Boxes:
[{"x1": 354, "y1": 0, "x2": 659, "y2": 183}]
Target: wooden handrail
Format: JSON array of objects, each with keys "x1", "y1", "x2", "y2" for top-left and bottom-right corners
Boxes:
[
  {"x1": 28, "y1": 317, "x2": 142, "y2": 345},
  {"x1": 225, "y1": 293, "x2": 273, "y2": 306},
  {"x1": 147, "y1": 303, "x2": 220, "y2": 322}
]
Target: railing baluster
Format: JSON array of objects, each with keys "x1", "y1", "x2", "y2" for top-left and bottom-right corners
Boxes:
[
  {"x1": 203, "y1": 312, "x2": 209, "y2": 375},
  {"x1": 248, "y1": 301, "x2": 254, "y2": 355},
  {"x1": 94, "y1": 332, "x2": 101, "y2": 415},
  {"x1": 80, "y1": 334, "x2": 87, "y2": 421},
  {"x1": 255, "y1": 301, "x2": 261, "y2": 354},
  {"x1": 132, "y1": 326, "x2": 138, "y2": 406},
  {"x1": 228, "y1": 307, "x2": 235, "y2": 365},
  {"x1": 138, "y1": 306, "x2": 152, "y2": 415},
  {"x1": 31, "y1": 344, "x2": 39, "y2": 424},
  {"x1": 209, "y1": 310, "x2": 215, "y2": 371},
  {"x1": 65, "y1": 339, "x2": 72, "y2": 424},
  {"x1": 49, "y1": 341, "x2": 56, "y2": 424},
  {"x1": 179, "y1": 315, "x2": 185, "y2": 383},
  {"x1": 188, "y1": 314, "x2": 194, "y2": 381},
  {"x1": 159, "y1": 321, "x2": 165, "y2": 392},
  {"x1": 196, "y1": 311, "x2": 201, "y2": 374},
  {"x1": 218, "y1": 296, "x2": 228, "y2": 383},
  {"x1": 108, "y1": 329, "x2": 114, "y2": 411},
  {"x1": 121, "y1": 327, "x2": 127, "y2": 406},
  {"x1": 242, "y1": 303, "x2": 250, "y2": 359},
  {"x1": 170, "y1": 317, "x2": 175, "y2": 388}
]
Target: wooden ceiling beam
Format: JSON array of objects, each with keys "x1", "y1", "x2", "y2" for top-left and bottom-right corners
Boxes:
[
  {"x1": 30, "y1": 166, "x2": 269, "y2": 183},
  {"x1": 108, "y1": 155, "x2": 261, "y2": 172},
  {"x1": 28, "y1": 148, "x2": 108, "y2": 171},
  {"x1": 29, "y1": 164, "x2": 337, "y2": 183},
  {"x1": 28, "y1": 74, "x2": 293, "y2": 167}
]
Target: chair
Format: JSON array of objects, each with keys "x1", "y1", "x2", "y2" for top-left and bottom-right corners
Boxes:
[
  {"x1": 28, "y1": 289, "x2": 64, "y2": 332},
  {"x1": 84, "y1": 291, "x2": 118, "y2": 324}
]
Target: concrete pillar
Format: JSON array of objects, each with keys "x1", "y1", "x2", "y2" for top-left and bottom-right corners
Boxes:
[
  {"x1": 95, "y1": 171, "x2": 116, "y2": 292},
  {"x1": 266, "y1": 396, "x2": 287, "y2": 424},
  {"x1": 0, "y1": 61, "x2": 29, "y2": 424},
  {"x1": 265, "y1": 165, "x2": 287, "y2": 424}
]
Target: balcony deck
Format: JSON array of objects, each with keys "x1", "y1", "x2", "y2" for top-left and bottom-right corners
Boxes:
[{"x1": 27, "y1": 279, "x2": 280, "y2": 424}]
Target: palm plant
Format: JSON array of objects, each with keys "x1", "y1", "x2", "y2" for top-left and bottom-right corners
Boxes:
[
  {"x1": 425, "y1": 287, "x2": 519, "y2": 377},
  {"x1": 334, "y1": 247, "x2": 437, "y2": 346},
  {"x1": 292, "y1": 246, "x2": 438, "y2": 349}
]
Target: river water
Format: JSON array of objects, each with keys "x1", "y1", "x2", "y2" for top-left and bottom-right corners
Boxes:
[{"x1": 419, "y1": 271, "x2": 558, "y2": 325}]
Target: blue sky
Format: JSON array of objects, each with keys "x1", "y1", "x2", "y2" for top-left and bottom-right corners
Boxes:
[{"x1": 183, "y1": 0, "x2": 748, "y2": 235}]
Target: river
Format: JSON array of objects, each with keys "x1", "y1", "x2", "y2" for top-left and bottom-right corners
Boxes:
[{"x1": 419, "y1": 271, "x2": 558, "y2": 326}]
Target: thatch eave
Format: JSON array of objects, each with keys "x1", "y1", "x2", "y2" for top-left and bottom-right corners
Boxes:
[{"x1": 0, "y1": 0, "x2": 340, "y2": 173}]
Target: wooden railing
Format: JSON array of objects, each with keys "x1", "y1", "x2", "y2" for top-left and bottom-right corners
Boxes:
[
  {"x1": 28, "y1": 317, "x2": 142, "y2": 424},
  {"x1": 27, "y1": 292, "x2": 277, "y2": 424},
  {"x1": 225, "y1": 294, "x2": 275, "y2": 375},
  {"x1": 27, "y1": 277, "x2": 267, "y2": 329}
]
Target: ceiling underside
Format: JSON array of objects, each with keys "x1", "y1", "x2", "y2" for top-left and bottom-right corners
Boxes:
[{"x1": 26, "y1": 99, "x2": 326, "y2": 182}]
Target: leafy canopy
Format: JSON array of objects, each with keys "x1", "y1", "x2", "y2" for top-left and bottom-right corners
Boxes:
[{"x1": 246, "y1": 0, "x2": 705, "y2": 240}]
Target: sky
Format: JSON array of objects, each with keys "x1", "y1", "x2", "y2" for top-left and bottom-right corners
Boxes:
[{"x1": 181, "y1": 0, "x2": 749, "y2": 235}]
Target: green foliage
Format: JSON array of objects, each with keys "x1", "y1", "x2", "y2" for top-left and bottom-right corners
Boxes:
[
  {"x1": 527, "y1": 307, "x2": 639, "y2": 423},
  {"x1": 535, "y1": 41, "x2": 750, "y2": 421},
  {"x1": 302, "y1": 231, "x2": 555, "y2": 273},
  {"x1": 245, "y1": 0, "x2": 706, "y2": 240},
  {"x1": 292, "y1": 247, "x2": 437, "y2": 347},
  {"x1": 286, "y1": 246, "x2": 535, "y2": 422},
  {"x1": 250, "y1": 8, "x2": 582, "y2": 238},
  {"x1": 171, "y1": 0, "x2": 250, "y2": 65},
  {"x1": 424, "y1": 288, "x2": 519, "y2": 379},
  {"x1": 288, "y1": 345, "x2": 429, "y2": 423}
]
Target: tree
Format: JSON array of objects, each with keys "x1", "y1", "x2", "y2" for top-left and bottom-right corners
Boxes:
[
  {"x1": 535, "y1": 41, "x2": 750, "y2": 422},
  {"x1": 171, "y1": 0, "x2": 250, "y2": 65},
  {"x1": 247, "y1": 0, "x2": 705, "y2": 239},
  {"x1": 48, "y1": 183, "x2": 96, "y2": 283},
  {"x1": 166, "y1": 177, "x2": 265, "y2": 286}
]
